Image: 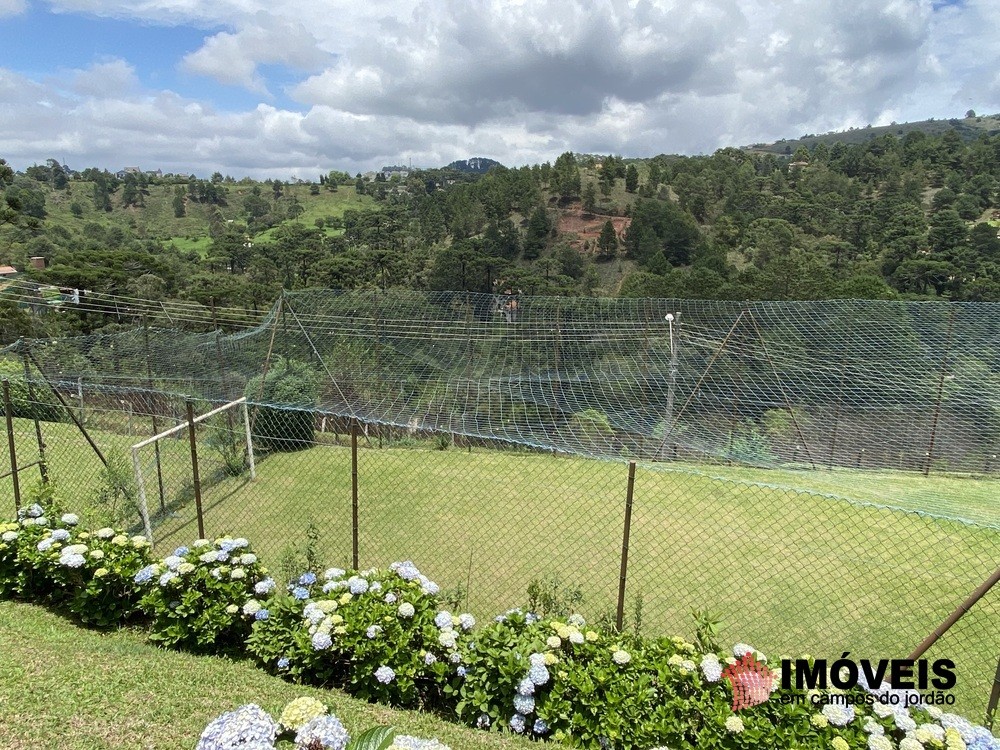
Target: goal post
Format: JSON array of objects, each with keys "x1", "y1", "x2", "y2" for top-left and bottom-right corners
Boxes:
[{"x1": 131, "y1": 397, "x2": 256, "y2": 541}]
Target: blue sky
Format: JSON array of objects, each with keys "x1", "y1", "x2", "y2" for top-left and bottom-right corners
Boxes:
[{"x1": 0, "y1": 0, "x2": 998, "y2": 178}]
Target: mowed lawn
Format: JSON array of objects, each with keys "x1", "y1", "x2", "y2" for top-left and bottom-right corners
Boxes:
[
  {"x1": 3, "y1": 418, "x2": 999, "y2": 715},
  {"x1": 0, "y1": 601, "x2": 535, "y2": 750}
]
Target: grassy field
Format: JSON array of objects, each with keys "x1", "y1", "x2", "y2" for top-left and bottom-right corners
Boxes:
[
  {"x1": 0, "y1": 601, "x2": 534, "y2": 750},
  {"x1": 2, "y1": 418, "x2": 998, "y2": 716},
  {"x1": 35, "y1": 180, "x2": 375, "y2": 251}
]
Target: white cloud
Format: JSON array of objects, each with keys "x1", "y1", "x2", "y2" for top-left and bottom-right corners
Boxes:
[
  {"x1": 0, "y1": 0, "x2": 26, "y2": 17},
  {"x1": 180, "y1": 18, "x2": 331, "y2": 93},
  {"x1": 68, "y1": 58, "x2": 140, "y2": 98},
  {"x1": 5, "y1": 0, "x2": 1000, "y2": 175}
]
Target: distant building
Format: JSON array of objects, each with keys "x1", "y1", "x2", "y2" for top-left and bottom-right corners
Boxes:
[
  {"x1": 380, "y1": 165, "x2": 409, "y2": 180},
  {"x1": 29, "y1": 257, "x2": 46, "y2": 271},
  {"x1": 0, "y1": 265, "x2": 18, "y2": 277},
  {"x1": 115, "y1": 166, "x2": 142, "y2": 179}
]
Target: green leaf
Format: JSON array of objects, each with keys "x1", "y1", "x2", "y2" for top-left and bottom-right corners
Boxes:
[{"x1": 346, "y1": 725, "x2": 395, "y2": 750}]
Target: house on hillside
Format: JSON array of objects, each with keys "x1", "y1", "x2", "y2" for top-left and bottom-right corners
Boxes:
[
  {"x1": 0, "y1": 265, "x2": 19, "y2": 294},
  {"x1": 115, "y1": 166, "x2": 142, "y2": 179}
]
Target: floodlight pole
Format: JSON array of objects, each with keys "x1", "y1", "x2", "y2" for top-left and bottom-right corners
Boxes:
[{"x1": 659, "y1": 311, "x2": 680, "y2": 461}]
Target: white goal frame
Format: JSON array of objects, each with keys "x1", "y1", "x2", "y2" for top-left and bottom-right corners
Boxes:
[{"x1": 130, "y1": 397, "x2": 256, "y2": 540}]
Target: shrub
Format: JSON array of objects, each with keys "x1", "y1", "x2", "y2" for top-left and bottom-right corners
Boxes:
[
  {"x1": 135, "y1": 536, "x2": 268, "y2": 652},
  {"x1": 0, "y1": 360, "x2": 63, "y2": 422},
  {"x1": 246, "y1": 562, "x2": 473, "y2": 709},
  {"x1": 245, "y1": 358, "x2": 319, "y2": 451}
]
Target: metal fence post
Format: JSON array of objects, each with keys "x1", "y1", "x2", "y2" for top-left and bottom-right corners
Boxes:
[
  {"x1": 3, "y1": 379, "x2": 21, "y2": 512},
  {"x1": 22, "y1": 352, "x2": 48, "y2": 484},
  {"x1": 986, "y1": 655, "x2": 1000, "y2": 731},
  {"x1": 186, "y1": 399, "x2": 205, "y2": 539},
  {"x1": 351, "y1": 420, "x2": 360, "y2": 570},
  {"x1": 616, "y1": 461, "x2": 637, "y2": 632}
]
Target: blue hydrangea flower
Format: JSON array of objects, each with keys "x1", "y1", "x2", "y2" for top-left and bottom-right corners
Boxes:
[
  {"x1": 392, "y1": 561, "x2": 420, "y2": 581},
  {"x1": 134, "y1": 565, "x2": 156, "y2": 584},
  {"x1": 509, "y1": 714, "x2": 526, "y2": 734},
  {"x1": 424, "y1": 652, "x2": 437, "y2": 665},
  {"x1": 434, "y1": 611, "x2": 453, "y2": 629},
  {"x1": 374, "y1": 665, "x2": 395, "y2": 684},
  {"x1": 312, "y1": 632, "x2": 333, "y2": 651},
  {"x1": 299, "y1": 572, "x2": 317, "y2": 586},
  {"x1": 159, "y1": 571, "x2": 178, "y2": 586},
  {"x1": 277, "y1": 656, "x2": 290, "y2": 669},
  {"x1": 215, "y1": 551, "x2": 230, "y2": 562},
  {"x1": 348, "y1": 576, "x2": 369, "y2": 594},
  {"x1": 51, "y1": 529, "x2": 70, "y2": 542},
  {"x1": 513, "y1": 694, "x2": 534, "y2": 715},
  {"x1": 533, "y1": 718, "x2": 549, "y2": 735},
  {"x1": 25, "y1": 504, "x2": 44, "y2": 519},
  {"x1": 37, "y1": 538, "x2": 54, "y2": 552},
  {"x1": 173, "y1": 546, "x2": 189, "y2": 557},
  {"x1": 366, "y1": 625, "x2": 381, "y2": 639},
  {"x1": 254, "y1": 577, "x2": 275, "y2": 596},
  {"x1": 61, "y1": 553, "x2": 86, "y2": 568},
  {"x1": 195, "y1": 704, "x2": 278, "y2": 750},
  {"x1": 291, "y1": 586, "x2": 310, "y2": 600},
  {"x1": 528, "y1": 664, "x2": 549, "y2": 686},
  {"x1": 254, "y1": 609, "x2": 270, "y2": 621},
  {"x1": 517, "y1": 678, "x2": 535, "y2": 696},
  {"x1": 475, "y1": 715, "x2": 491, "y2": 729},
  {"x1": 294, "y1": 714, "x2": 349, "y2": 750},
  {"x1": 456, "y1": 666, "x2": 467, "y2": 678}
]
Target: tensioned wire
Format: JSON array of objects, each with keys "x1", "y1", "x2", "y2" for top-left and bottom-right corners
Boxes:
[{"x1": 3, "y1": 288, "x2": 998, "y2": 525}]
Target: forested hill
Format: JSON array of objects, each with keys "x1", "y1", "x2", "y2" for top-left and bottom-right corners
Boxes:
[{"x1": 4, "y1": 116, "x2": 1000, "y2": 339}]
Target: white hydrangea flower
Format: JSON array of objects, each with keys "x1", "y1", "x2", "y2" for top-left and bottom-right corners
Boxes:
[
  {"x1": 95, "y1": 528, "x2": 115, "y2": 539},
  {"x1": 612, "y1": 650, "x2": 631, "y2": 665},
  {"x1": 398, "y1": 602, "x2": 415, "y2": 618},
  {"x1": 724, "y1": 716, "x2": 744, "y2": 733},
  {"x1": 700, "y1": 654, "x2": 722, "y2": 682}
]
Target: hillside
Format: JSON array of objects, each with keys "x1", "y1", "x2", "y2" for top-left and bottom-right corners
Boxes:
[
  {"x1": 745, "y1": 112, "x2": 1000, "y2": 154},
  {"x1": 5, "y1": 117, "x2": 1000, "y2": 341}
]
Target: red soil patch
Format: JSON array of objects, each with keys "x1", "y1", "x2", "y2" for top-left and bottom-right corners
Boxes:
[{"x1": 557, "y1": 209, "x2": 631, "y2": 252}]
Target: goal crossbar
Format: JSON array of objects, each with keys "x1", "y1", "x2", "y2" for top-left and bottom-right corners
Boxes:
[{"x1": 130, "y1": 397, "x2": 256, "y2": 541}]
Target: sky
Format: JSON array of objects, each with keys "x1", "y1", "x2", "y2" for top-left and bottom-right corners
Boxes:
[{"x1": 0, "y1": 0, "x2": 998, "y2": 179}]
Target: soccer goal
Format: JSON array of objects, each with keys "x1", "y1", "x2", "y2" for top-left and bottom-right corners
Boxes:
[{"x1": 130, "y1": 397, "x2": 256, "y2": 541}]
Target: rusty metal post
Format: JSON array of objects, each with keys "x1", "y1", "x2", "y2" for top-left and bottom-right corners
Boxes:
[
  {"x1": 24, "y1": 349, "x2": 107, "y2": 467},
  {"x1": 21, "y1": 352, "x2": 48, "y2": 484},
  {"x1": 186, "y1": 399, "x2": 205, "y2": 539},
  {"x1": 351, "y1": 420, "x2": 360, "y2": 570},
  {"x1": 907, "y1": 563, "x2": 1000, "y2": 662},
  {"x1": 986, "y1": 656, "x2": 1000, "y2": 730},
  {"x1": 616, "y1": 461, "x2": 637, "y2": 631},
  {"x1": 3, "y1": 379, "x2": 21, "y2": 511},
  {"x1": 143, "y1": 316, "x2": 166, "y2": 510}
]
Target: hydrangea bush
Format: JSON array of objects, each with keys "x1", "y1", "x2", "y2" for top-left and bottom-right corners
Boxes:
[
  {"x1": 1, "y1": 505, "x2": 152, "y2": 624},
  {"x1": 135, "y1": 536, "x2": 267, "y2": 652},
  {"x1": 247, "y1": 561, "x2": 473, "y2": 708},
  {"x1": 456, "y1": 613, "x2": 1000, "y2": 750},
  {"x1": 2, "y1": 505, "x2": 998, "y2": 750},
  {"x1": 195, "y1": 697, "x2": 449, "y2": 750}
]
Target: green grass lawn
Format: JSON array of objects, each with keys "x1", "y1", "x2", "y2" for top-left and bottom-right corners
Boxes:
[
  {"x1": 0, "y1": 601, "x2": 534, "y2": 750},
  {"x1": 2, "y1": 418, "x2": 998, "y2": 717}
]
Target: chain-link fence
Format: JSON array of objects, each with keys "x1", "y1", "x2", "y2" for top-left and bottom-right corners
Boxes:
[{"x1": 1, "y1": 291, "x2": 999, "y2": 723}]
